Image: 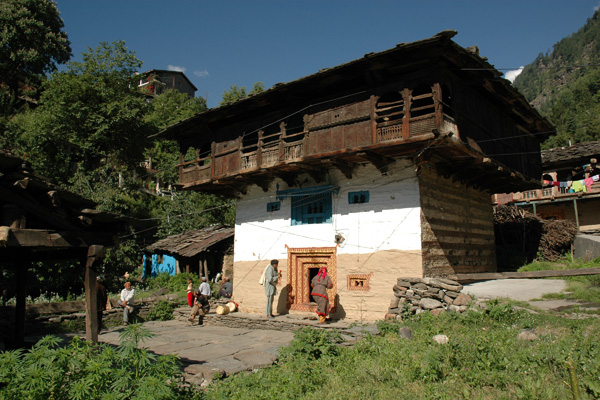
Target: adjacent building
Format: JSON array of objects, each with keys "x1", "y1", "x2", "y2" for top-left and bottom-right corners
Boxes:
[
  {"x1": 493, "y1": 141, "x2": 600, "y2": 231},
  {"x1": 158, "y1": 31, "x2": 553, "y2": 321},
  {"x1": 137, "y1": 69, "x2": 197, "y2": 98}
]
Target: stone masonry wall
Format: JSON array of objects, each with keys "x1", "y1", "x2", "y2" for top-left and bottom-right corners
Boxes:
[{"x1": 385, "y1": 277, "x2": 472, "y2": 319}]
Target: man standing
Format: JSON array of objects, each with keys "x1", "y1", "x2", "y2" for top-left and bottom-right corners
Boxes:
[
  {"x1": 264, "y1": 260, "x2": 280, "y2": 318},
  {"x1": 199, "y1": 276, "x2": 211, "y2": 298},
  {"x1": 119, "y1": 282, "x2": 135, "y2": 324}
]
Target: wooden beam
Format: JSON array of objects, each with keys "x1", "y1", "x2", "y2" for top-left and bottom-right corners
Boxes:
[
  {"x1": 7, "y1": 228, "x2": 87, "y2": 248},
  {"x1": 452, "y1": 268, "x2": 600, "y2": 283},
  {"x1": 84, "y1": 245, "x2": 104, "y2": 343},
  {"x1": 321, "y1": 159, "x2": 356, "y2": 179},
  {"x1": 357, "y1": 151, "x2": 395, "y2": 174}
]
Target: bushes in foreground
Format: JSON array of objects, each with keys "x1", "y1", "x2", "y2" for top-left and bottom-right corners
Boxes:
[{"x1": 0, "y1": 324, "x2": 203, "y2": 400}]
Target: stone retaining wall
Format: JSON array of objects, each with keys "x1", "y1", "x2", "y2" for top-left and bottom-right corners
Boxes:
[{"x1": 386, "y1": 277, "x2": 472, "y2": 319}]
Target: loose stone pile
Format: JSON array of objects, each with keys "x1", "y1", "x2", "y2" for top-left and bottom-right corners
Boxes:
[{"x1": 386, "y1": 277, "x2": 473, "y2": 319}]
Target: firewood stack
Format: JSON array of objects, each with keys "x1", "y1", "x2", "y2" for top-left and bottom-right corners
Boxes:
[{"x1": 494, "y1": 205, "x2": 577, "y2": 262}]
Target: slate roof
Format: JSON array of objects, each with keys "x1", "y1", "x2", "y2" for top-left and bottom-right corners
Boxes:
[
  {"x1": 541, "y1": 141, "x2": 600, "y2": 170},
  {"x1": 146, "y1": 225, "x2": 234, "y2": 258}
]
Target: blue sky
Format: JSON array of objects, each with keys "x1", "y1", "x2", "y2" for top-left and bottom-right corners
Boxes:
[{"x1": 55, "y1": 1, "x2": 600, "y2": 108}]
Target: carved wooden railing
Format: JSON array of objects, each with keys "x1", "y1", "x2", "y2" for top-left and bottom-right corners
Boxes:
[{"x1": 179, "y1": 108, "x2": 453, "y2": 185}]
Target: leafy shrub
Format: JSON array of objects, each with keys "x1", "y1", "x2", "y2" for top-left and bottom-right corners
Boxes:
[
  {"x1": 485, "y1": 298, "x2": 521, "y2": 324},
  {"x1": 0, "y1": 324, "x2": 204, "y2": 399},
  {"x1": 147, "y1": 300, "x2": 176, "y2": 321},
  {"x1": 279, "y1": 326, "x2": 343, "y2": 361},
  {"x1": 147, "y1": 272, "x2": 199, "y2": 293}
]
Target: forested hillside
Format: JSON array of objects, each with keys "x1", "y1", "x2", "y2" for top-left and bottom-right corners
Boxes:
[{"x1": 514, "y1": 10, "x2": 600, "y2": 148}]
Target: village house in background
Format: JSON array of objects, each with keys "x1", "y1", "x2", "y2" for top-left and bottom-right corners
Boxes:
[
  {"x1": 144, "y1": 225, "x2": 234, "y2": 281},
  {"x1": 157, "y1": 31, "x2": 553, "y2": 321},
  {"x1": 137, "y1": 69, "x2": 197, "y2": 98},
  {"x1": 493, "y1": 141, "x2": 600, "y2": 231},
  {"x1": 137, "y1": 69, "x2": 198, "y2": 196}
]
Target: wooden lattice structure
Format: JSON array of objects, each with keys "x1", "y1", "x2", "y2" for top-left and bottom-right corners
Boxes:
[{"x1": 0, "y1": 152, "x2": 129, "y2": 346}]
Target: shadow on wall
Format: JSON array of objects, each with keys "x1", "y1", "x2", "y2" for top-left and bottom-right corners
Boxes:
[
  {"x1": 276, "y1": 285, "x2": 289, "y2": 314},
  {"x1": 332, "y1": 294, "x2": 346, "y2": 320}
]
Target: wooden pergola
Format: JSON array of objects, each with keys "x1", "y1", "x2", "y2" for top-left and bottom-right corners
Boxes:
[{"x1": 0, "y1": 152, "x2": 129, "y2": 346}]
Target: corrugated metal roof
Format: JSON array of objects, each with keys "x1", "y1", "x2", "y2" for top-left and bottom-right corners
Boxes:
[{"x1": 146, "y1": 225, "x2": 234, "y2": 257}]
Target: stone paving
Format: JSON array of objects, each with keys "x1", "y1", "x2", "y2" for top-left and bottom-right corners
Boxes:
[{"x1": 46, "y1": 310, "x2": 371, "y2": 386}]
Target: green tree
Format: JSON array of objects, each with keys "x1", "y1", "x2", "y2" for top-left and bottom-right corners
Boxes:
[
  {"x1": 0, "y1": 0, "x2": 71, "y2": 116},
  {"x1": 219, "y1": 81, "x2": 265, "y2": 106},
  {"x1": 18, "y1": 41, "x2": 152, "y2": 186},
  {"x1": 151, "y1": 191, "x2": 235, "y2": 238},
  {"x1": 145, "y1": 89, "x2": 207, "y2": 187}
]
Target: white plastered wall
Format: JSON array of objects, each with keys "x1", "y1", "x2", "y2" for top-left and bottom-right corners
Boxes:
[{"x1": 231, "y1": 159, "x2": 423, "y2": 321}]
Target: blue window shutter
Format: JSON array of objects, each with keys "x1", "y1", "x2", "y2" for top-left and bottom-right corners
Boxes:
[{"x1": 291, "y1": 192, "x2": 332, "y2": 225}]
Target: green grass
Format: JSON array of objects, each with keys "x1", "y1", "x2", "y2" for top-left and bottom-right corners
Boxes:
[
  {"x1": 518, "y1": 255, "x2": 600, "y2": 303},
  {"x1": 206, "y1": 302, "x2": 600, "y2": 399}
]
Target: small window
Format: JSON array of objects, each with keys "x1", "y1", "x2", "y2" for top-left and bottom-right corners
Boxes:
[
  {"x1": 292, "y1": 194, "x2": 332, "y2": 225},
  {"x1": 266, "y1": 201, "x2": 281, "y2": 212},
  {"x1": 348, "y1": 191, "x2": 369, "y2": 204},
  {"x1": 347, "y1": 274, "x2": 371, "y2": 291}
]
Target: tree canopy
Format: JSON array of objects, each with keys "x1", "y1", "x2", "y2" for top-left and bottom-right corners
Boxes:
[
  {"x1": 17, "y1": 41, "x2": 152, "y2": 185},
  {"x1": 0, "y1": 0, "x2": 71, "y2": 116},
  {"x1": 513, "y1": 9, "x2": 600, "y2": 148},
  {"x1": 143, "y1": 89, "x2": 208, "y2": 190},
  {"x1": 219, "y1": 82, "x2": 265, "y2": 106}
]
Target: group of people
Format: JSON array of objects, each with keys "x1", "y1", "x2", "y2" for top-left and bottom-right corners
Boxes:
[
  {"x1": 99, "y1": 260, "x2": 333, "y2": 332},
  {"x1": 262, "y1": 259, "x2": 333, "y2": 324},
  {"x1": 186, "y1": 275, "x2": 233, "y2": 325}
]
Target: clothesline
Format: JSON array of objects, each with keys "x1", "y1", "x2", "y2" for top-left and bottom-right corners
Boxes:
[{"x1": 543, "y1": 174, "x2": 600, "y2": 193}]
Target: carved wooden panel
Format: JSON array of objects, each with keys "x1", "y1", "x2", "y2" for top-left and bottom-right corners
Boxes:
[{"x1": 286, "y1": 247, "x2": 337, "y2": 313}]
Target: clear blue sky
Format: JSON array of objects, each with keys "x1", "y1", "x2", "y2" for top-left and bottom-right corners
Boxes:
[{"x1": 55, "y1": 0, "x2": 600, "y2": 108}]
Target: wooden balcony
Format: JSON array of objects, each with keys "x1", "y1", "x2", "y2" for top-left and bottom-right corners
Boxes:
[
  {"x1": 511, "y1": 182, "x2": 600, "y2": 203},
  {"x1": 176, "y1": 108, "x2": 454, "y2": 193}
]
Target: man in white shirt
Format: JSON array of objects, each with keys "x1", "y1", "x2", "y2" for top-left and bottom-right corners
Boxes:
[
  {"x1": 198, "y1": 276, "x2": 211, "y2": 298},
  {"x1": 119, "y1": 281, "x2": 135, "y2": 324}
]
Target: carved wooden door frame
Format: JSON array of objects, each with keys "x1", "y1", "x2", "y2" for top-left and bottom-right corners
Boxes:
[{"x1": 286, "y1": 247, "x2": 337, "y2": 313}]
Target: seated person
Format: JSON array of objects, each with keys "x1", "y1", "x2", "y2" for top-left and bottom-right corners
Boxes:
[
  {"x1": 188, "y1": 290, "x2": 210, "y2": 326},
  {"x1": 218, "y1": 277, "x2": 233, "y2": 299},
  {"x1": 119, "y1": 281, "x2": 135, "y2": 324}
]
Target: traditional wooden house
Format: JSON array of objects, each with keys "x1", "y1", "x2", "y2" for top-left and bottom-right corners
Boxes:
[
  {"x1": 137, "y1": 69, "x2": 197, "y2": 98},
  {"x1": 0, "y1": 151, "x2": 129, "y2": 344},
  {"x1": 144, "y1": 225, "x2": 234, "y2": 280},
  {"x1": 157, "y1": 31, "x2": 553, "y2": 321},
  {"x1": 493, "y1": 140, "x2": 600, "y2": 231}
]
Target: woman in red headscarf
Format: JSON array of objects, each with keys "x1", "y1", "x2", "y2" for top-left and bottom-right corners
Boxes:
[{"x1": 310, "y1": 266, "x2": 333, "y2": 324}]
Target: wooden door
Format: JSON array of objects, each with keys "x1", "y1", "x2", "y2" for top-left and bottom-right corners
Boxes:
[{"x1": 286, "y1": 247, "x2": 337, "y2": 313}]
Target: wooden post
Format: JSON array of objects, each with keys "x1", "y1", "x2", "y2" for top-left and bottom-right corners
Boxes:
[
  {"x1": 14, "y1": 256, "x2": 28, "y2": 346},
  {"x1": 84, "y1": 245, "x2": 105, "y2": 343},
  {"x1": 203, "y1": 256, "x2": 208, "y2": 281},
  {"x1": 573, "y1": 199, "x2": 580, "y2": 231},
  {"x1": 402, "y1": 88, "x2": 411, "y2": 139}
]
